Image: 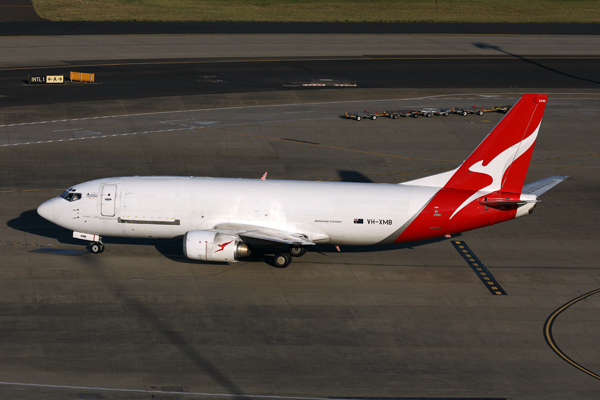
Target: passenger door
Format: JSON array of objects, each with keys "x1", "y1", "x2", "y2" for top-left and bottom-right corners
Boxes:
[{"x1": 101, "y1": 184, "x2": 117, "y2": 217}]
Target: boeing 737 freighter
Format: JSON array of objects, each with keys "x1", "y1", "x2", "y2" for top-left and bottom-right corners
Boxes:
[{"x1": 37, "y1": 94, "x2": 566, "y2": 267}]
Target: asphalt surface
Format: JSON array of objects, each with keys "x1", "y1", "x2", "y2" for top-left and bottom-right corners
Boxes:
[
  {"x1": 1, "y1": 57, "x2": 600, "y2": 108},
  {"x1": 1, "y1": 88, "x2": 600, "y2": 400},
  {"x1": 1, "y1": 21, "x2": 600, "y2": 36},
  {"x1": 0, "y1": 25, "x2": 600, "y2": 400},
  {"x1": 0, "y1": 0, "x2": 46, "y2": 22}
]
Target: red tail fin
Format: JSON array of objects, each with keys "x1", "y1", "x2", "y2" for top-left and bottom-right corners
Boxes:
[
  {"x1": 445, "y1": 94, "x2": 547, "y2": 194},
  {"x1": 393, "y1": 94, "x2": 548, "y2": 244}
]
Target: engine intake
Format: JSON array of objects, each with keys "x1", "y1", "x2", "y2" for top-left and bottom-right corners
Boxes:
[{"x1": 183, "y1": 230, "x2": 250, "y2": 262}]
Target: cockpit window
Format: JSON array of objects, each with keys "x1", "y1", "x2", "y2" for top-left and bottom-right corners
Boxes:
[{"x1": 60, "y1": 190, "x2": 81, "y2": 202}]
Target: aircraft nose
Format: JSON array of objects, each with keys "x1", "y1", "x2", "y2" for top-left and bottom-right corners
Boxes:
[{"x1": 37, "y1": 199, "x2": 55, "y2": 221}]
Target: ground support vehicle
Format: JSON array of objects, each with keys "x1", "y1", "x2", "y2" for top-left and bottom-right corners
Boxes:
[
  {"x1": 452, "y1": 107, "x2": 486, "y2": 116},
  {"x1": 419, "y1": 108, "x2": 451, "y2": 117},
  {"x1": 390, "y1": 109, "x2": 420, "y2": 118},
  {"x1": 379, "y1": 110, "x2": 419, "y2": 119},
  {"x1": 345, "y1": 111, "x2": 380, "y2": 121},
  {"x1": 491, "y1": 105, "x2": 512, "y2": 114},
  {"x1": 379, "y1": 110, "x2": 420, "y2": 119},
  {"x1": 381, "y1": 110, "x2": 402, "y2": 119}
]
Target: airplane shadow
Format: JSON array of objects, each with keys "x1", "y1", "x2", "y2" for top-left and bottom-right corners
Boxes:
[
  {"x1": 9, "y1": 211, "x2": 250, "y2": 396},
  {"x1": 8, "y1": 209, "x2": 186, "y2": 257},
  {"x1": 79, "y1": 253, "x2": 248, "y2": 398},
  {"x1": 472, "y1": 42, "x2": 600, "y2": 86},
  {"x1": 337, "y1": 170, "x2": 375, "y2": 183},
  {"x1": 312, "y1": 235, "x2": 460, "y2": 255},
  {"x1": 9, "y1": 209, "x2": 461, "y2": 266}
]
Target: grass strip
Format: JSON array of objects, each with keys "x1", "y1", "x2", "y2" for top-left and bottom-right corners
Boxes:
[{"x1": 33, "y1": 0, "x2": 600, "y2": 23}]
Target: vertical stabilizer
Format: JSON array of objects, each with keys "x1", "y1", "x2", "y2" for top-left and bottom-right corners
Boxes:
[{"x1": 445, "y1": 94, "x2": 547, "y2": 194}]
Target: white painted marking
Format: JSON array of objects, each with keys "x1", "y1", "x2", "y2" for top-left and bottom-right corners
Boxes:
[
  {"x1": 73, "y1": 130, "x2": 102, "y2": 135},
  {"x1": 0, "y1": 381, "x2": 329, "y2": 400},
  {"x1": 0, "y1": 117, "x2": 335, "y2": 148},
  {"x1": 160, "y1": 118, "x2": 194, "y2": 123},
  {"x1": 0, "y1": 92, "x2": 597, "y2": 129}
]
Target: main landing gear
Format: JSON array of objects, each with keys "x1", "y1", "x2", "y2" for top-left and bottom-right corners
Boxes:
[
  {"x1": 289, "y1": 244, "x2": 307, "y2": 257},
  {"x1": 274, "y1": 252, "x2": 292, "y2": 268},
  {"x1": 89, "y1": 241, "x2": 104, "y2": 254},
  {"x1": 273, "y1": 245, "x2": 307, "y2": 268}
]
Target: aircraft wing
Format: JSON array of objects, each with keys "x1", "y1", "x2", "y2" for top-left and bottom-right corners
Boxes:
[
  {"x1": 212, "y1": 223, "x2": 315, "y2": 246},
  {"x1": 522, "y1": 176, "x2": 568, "y2": 197}
]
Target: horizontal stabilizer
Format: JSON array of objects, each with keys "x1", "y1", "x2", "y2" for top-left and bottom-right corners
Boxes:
[
  {"x1": 479, "y1": 198, "x2": 536, "y2": 206},
  {"x1": 522, "y1": 176, "x2": 568, "y2": 197}
]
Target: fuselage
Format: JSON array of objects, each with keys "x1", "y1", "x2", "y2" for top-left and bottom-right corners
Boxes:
[{"x1": 38, "y1": 176, "x2": 446, "y2": 246}]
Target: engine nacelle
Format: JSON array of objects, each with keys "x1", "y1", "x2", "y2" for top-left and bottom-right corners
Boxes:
[{"x1": 183, "y1": 230, "x2": 250, "y2": 262}]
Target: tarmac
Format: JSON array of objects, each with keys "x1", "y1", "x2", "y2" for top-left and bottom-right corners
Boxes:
[
  {"x1": 2, "y1": 33, "x2": 600, "y2": 69},
  {"x1": 0, "y1": 19, "x2": 599, "y2": 400}
]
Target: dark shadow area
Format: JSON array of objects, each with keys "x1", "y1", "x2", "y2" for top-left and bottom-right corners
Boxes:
[
  {"x1": 7, "y1": 209, "x2": 76, "y2": 243},
  {"x1": 8, "y1": 209, "x2": 460, "y2": 266},
  {"x1": 1, "y1": 22, "x2": 599, "y2": 36},
  {"x1": 31, "y1": 248, "x2": 86, "y2": 256},
  {"x1": 473, "y1": 42, "x2": 600, "y2": 86},
  {"x1": 312, "y1": 234, "x2": 462, "y2": 254},
  {"x1": 337, "y1": 170, "x2": 375, "y2": 183},
  {"x1": 8, "y1": 210, "x2": 186, "y2": 257},
  {"x1": 7, "y1": 211, "x2": 249, "y2": 397},
  {"x1": 76, "y1": 255, "x2": 248, "y2": 399}
]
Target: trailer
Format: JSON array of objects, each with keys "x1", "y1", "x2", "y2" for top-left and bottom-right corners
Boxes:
[
  {"x1": 382, "y1": 110, "x2": 403, "y2": 119},
  {"x1": 382, "y1": 109, "x2": 421, "y2": 119},
  {"x1": 452, "y1": 106, "x2": 486, "y2": 116},
  {"x1": 345, "y1": 111, "x2": 380, "y2": 121},
  {"x1": 419, "y1": 108, "x2": 451, "y2": 117}
]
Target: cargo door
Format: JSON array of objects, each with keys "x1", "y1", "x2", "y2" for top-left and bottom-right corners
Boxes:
[{"x1": 101, "y1": 184, "x2": 117, "y2": 217}]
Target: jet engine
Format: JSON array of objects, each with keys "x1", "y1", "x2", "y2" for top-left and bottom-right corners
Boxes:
[{"x1": 183, "y1": 230, "x2": 250, "y2": 262}]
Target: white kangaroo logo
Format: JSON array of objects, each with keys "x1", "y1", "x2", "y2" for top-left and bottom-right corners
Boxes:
[{"x1": 449, "y1": 123, "x2": 540, "y2": 219}]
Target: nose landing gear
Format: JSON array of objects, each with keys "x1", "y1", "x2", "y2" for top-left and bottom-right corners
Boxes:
[
  {"x1": 72, "y1": 232, "x2": 104, "y2": 254},
  {"x1": 89, "y1": 241, "x2": 104, "y2": 254}
]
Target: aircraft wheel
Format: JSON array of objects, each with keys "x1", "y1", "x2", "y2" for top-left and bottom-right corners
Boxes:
[
  {"x1": 289, "y1": 245, "x2": 307, "y2": 258},
  {"x1": 90, "y1": 242, "x2": 103, "y2": 254},
  {"x1": 274, "y1": 252, "x2": 292, "y2": 268}
]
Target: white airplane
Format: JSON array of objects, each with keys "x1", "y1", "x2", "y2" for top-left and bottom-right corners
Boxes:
[{"x1": 38, "y1": 94, "x2": 566, "y2": 268}]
